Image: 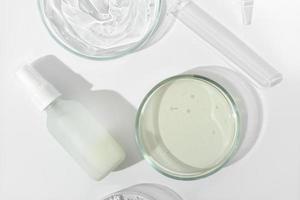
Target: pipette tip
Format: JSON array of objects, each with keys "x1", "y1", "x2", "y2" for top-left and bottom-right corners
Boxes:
[{"x1": 241, "y1": 0, "x2": 254, "y2": 25}]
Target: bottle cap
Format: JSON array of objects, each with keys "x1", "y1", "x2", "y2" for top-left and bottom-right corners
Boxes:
[{"x1": 16, "y1": 64, "x2": 61, "y2": 111}]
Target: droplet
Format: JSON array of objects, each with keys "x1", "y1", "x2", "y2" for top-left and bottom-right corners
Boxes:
[{"x1": 170, "y1": 107, "x2": 179, "y2": 111}]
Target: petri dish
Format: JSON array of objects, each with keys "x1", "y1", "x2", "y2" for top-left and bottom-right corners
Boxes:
[
  {"x1": 38, "y1": 0, "x2": 162, "y2": 60},
  {"x1": 136, "y1": 75, "x2": 241, "y2": 180},
  {"x1": 100, "y1": 184, "x2": 183, "y2": 200}
]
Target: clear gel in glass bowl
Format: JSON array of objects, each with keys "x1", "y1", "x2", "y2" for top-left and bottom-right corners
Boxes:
[
  {"x1": 136, "y1": 75, "x2": 241, "y2": 180},
  {"x1": 39, "y1": 0, "x2": 162, "y2": 59}
]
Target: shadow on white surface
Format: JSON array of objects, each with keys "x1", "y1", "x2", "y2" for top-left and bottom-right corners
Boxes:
[{"x1": 31, "y1": 55, "x2": 142, "y2": 171}]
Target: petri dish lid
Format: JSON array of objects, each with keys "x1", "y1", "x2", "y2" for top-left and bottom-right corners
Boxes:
[
  {"x1": 38, "y1": 0, "x2": 162, "y2": 60},
  {"x1": 136, "y1": 75, "x2": 241, "y2": 180}
]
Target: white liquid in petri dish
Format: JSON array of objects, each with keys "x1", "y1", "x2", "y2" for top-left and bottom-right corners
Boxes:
[
  {"x1": 41, "y1": 0, "x2": 160, "y2": 57},
  {"x1": 137, "y1": 76, "x2": 239, "y2": 177}
]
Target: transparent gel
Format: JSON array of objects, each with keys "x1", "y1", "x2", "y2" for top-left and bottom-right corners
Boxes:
[{"x1": 41, "y1": 0, "x2": 161, "y2": 57}]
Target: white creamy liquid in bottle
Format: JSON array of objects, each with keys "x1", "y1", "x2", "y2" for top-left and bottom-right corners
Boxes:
[
  {"x1": 42, "y1": 0, "x2": 160, "y2": 55},
  {"x1": 17, "y1": 64, "x2": 126, "y2": 181}
]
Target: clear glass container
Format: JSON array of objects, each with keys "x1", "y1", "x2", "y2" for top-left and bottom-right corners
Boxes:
[
  {"x1": 136, "y1": 66, "x2": 263, "y2": 180},
  {"x1": 38, "y1": 0, "x2": 163, "y2": 60},
  {"x1": 100, "y1": 184, "x2": 183, "y2": 200}
]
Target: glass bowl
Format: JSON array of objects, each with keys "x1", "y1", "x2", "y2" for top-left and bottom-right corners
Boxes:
[{"x1": 38, "y1": 0, "x2": 162, "y2": 60}]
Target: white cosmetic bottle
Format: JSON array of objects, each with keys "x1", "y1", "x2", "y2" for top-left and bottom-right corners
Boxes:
[{"x1": 17, "y1": 65, "x2": 126, "y2": 181}]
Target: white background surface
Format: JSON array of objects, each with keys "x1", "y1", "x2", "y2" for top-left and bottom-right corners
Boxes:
[{"x1": 1, "y1": 0, "x2": 300, "y2": 199}]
